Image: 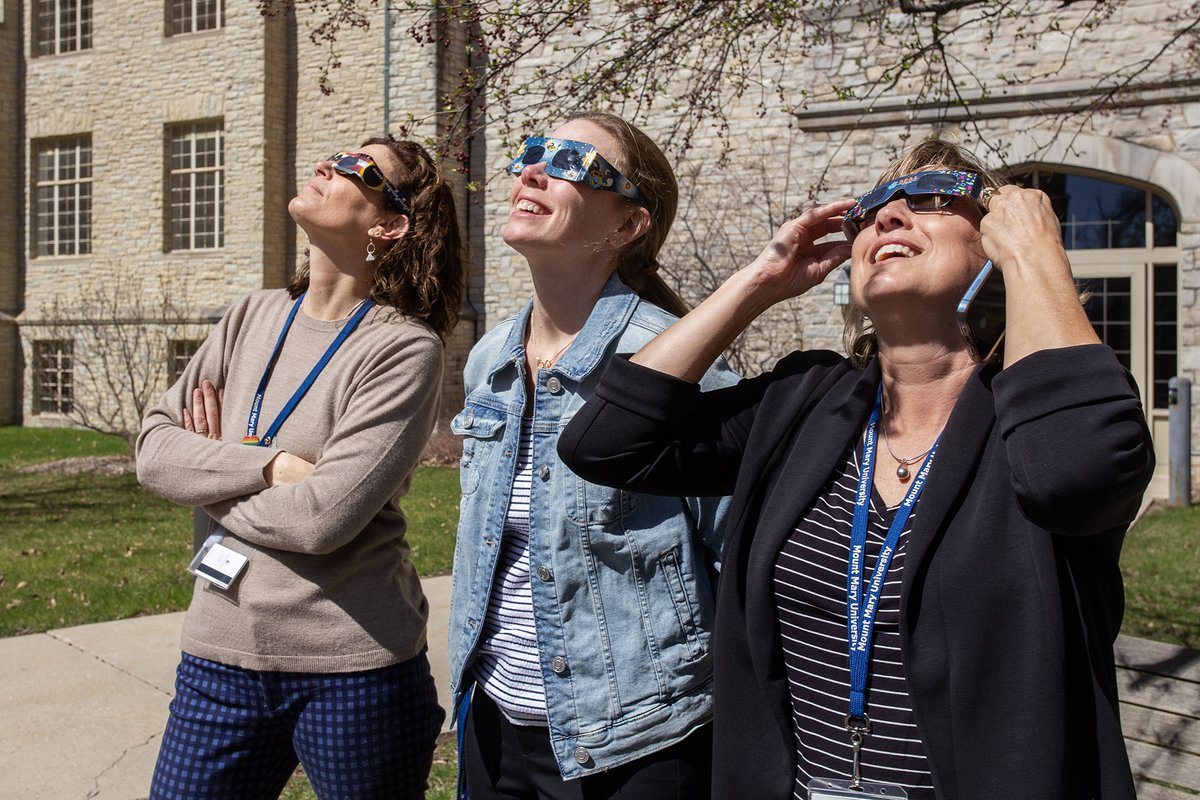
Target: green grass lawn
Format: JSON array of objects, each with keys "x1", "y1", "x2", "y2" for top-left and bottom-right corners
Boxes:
[
  {"x1": 0, "y1": 427, "x2": 459, "y2": 637},
  {"x1": 1120, "y1": 502, "x2": 1200, "y2": 650},
  {"x1": 0, "y1": 425, "x2": 131, "y2": 468}
]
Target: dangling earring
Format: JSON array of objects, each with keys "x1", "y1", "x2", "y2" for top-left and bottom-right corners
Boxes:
[{"x1": 365, "y1": 239, "x2": 377, "y2": 262}]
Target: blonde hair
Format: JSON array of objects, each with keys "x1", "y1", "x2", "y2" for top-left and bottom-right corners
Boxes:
[
  {"x1": 842, "y1": 139, "x2": 1006, "y2": 366},
  {"x1": 290, "y1": 136, "x2": 465, "y2": 339},
  {"x1": 568, "y1": 112, "x2": 689, "y2": 317}
]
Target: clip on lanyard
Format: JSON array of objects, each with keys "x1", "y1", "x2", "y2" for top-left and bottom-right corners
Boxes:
[
  {"x1": 844, "y1": 384, "x2": 938, "y2": 787},
  {"x1": 242, "y1": 293, "x2": 375, "y2": 447}
]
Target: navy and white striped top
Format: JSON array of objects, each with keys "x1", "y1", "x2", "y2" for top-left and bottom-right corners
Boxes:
[
  {"x1": 474, "y1": 416, "x2": 548, "y2": 725},
  {"x1": 773, "y1": 444, "x2": 935, "y2": 799}
]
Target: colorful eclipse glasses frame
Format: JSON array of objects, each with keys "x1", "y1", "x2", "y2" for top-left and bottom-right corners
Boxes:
[
  {"x1": 328, "y1": 152, "x2": 410, "y2": 215},
  {"x1": 842, "y1": 169, "x2": 985, "y2": 239},
  {"x1": 506, "y1": 136, "x2": 647, "y2": 207}
]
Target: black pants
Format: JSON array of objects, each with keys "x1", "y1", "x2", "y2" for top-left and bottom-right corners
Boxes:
[{"x1": 463, "y1": 690, "x2": 713, "y2": 800}]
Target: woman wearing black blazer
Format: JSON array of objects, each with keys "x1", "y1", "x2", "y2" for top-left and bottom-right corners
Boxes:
[{"x1": 559, "y1": 140, "x2": 1154, "y2": 800}]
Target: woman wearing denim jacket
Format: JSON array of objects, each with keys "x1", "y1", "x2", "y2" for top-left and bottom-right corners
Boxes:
[{"x1": 448, "y1": 112, "x2": 738, "y2": 799}]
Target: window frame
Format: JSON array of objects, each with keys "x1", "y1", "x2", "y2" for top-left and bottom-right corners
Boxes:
[
  {"x1": 33, "y1": 0, "x2": 92, "y2": 56},
  {"x1": 166, "y1": 121, "x2": 225, "y2": 252},
  {"x1": 1009, "y1": 165, "x2": 1179, "y2": 411},
  {"x1": 167, "y1": 338, "x2": 202, "y2": 384},
  {"x1": 167, "y1": 0, "x2": 225, "y2": 37},
  {"x1": 33, "y1": 339, "x2": 75, "y2": 415},
  {"x1": 31, "y1": 135, "x2": 93, "y2": 258}
]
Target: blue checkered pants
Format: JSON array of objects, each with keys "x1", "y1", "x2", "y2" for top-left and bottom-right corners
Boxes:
[{"x1": 149, "y1": 651, "x2": 445, "y2": 800}]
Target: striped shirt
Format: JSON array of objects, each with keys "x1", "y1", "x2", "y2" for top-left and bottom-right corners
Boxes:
[
  {"x1": 773, "y1": 443, "x2": 935, "y2": 799},
  {"x1": 474, "y1": 416, "x2": 548, "y2": 725}
]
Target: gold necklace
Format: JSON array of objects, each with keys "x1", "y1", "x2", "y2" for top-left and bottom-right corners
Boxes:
[{"x1": 532, "y1": 338, "x2": 575, "y2": 370}]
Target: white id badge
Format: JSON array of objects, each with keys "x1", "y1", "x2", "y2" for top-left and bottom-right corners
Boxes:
[
  {"x1": 187, "y1": 533, "x2": 249, "y2": 590},
  {"x1": 808, "y1": 778, "x2": 908, "y2": 799}
]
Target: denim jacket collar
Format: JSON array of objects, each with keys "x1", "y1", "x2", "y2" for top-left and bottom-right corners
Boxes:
[{"x1": 486, "y1": 272, "x2": 638, "y2": 384}]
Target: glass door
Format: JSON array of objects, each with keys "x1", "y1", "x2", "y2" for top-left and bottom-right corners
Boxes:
[{"x1": 1074, "y1": 262, "x2": 1169, "y2": 494}]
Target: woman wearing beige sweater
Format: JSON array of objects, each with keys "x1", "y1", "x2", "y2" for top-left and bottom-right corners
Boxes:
[{"x1": 137, "y1": 137, "x2": 464, "y2": 800}]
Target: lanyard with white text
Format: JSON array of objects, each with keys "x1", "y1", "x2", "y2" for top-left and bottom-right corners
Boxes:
[
  {"x1": 242, "y1": 293, "x2": 374, "y2": 447},
  {"x1": 844, "y1": 384, "x2": 938, "y2": 780}
]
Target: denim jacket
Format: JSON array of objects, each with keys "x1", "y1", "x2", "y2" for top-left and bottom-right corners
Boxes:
[{"x1": 448, "y1": 275, "x2": 738, "y2": 779}]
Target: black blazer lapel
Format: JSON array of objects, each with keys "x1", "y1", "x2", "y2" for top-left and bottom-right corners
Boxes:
[
  {"x1": 741, "y1": 362, "x2": 882, "y2": 707},
  {"x1": 900, "y1": 364, "x2": 999, "y2": 590}
]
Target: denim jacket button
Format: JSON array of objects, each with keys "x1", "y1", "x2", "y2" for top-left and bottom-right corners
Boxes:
[
  {"x1": 573, "y1": 746, "x2": 590, "y2": 765},
  {"x1": 550, "y1": 656, "x2": 567, "y2": 673},
  {"x1": 539, "y1": 464, "x2": 550, "y2": 480},
  {"x1": 536, "y1": 565, "x2": 552, "y2": 582},
  {"x1": 546, "y1": 376, "x2": 562, "y2": 393},
  {"x1": 462, "y1": 409, "x2": 474, "y2": 428}
]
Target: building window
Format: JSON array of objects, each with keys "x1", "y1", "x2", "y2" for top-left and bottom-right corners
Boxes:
[
  {"x1": 33, "y1": 340, "x2": 74, "y2": 414},
  {"x1": 34, "y1": 0, "x2": 92, "y2": 56},
  {"x1": 1012, "y1": 170, "x2": 1178, "y2": 251},
  {"x1": 168, "y1": 122, "x2": 224, "y2": 250},
  {"x1": 33, "y1": 136, "x2": 92, "y2": 257},
  {"x1": 1080, "y1": 277, "x2": 1133, "y2": 367},
  {"x1": 168, "y1": 0, "x2": 224, "y2": 36},
  {"x1": 167, "y1": 339, "x2": 202, "y2": 384},
  {"x1": 1152, "y1": 264, "x2": 1177, "y2": 410}
]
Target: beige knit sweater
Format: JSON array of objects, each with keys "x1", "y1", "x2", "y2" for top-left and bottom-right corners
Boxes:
[{"x1": 137, "y1": 289, "x2": 443, "y2": 672}]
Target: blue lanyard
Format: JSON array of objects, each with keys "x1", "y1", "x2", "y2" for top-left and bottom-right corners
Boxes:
[
  {"x1": 846, "y1": 384, "x2": 938, "y2": 724},
  {"x1": 242, "y1": 293, "x2": 374, "y2": 447}
]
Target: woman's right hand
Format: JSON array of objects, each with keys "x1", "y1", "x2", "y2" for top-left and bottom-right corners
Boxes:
[
  {"x1": 742, "y1": 200, "x2": 855, "y2": 309},
  {"x1": 263, "y1": 451, "x2": 316, "y2": 487},
  {"x1": 629, "y1": 200, "x2": 855, "y2": 383},
  {"x1": 183, "y1": 379, "x2": 223, "y2": 440}
]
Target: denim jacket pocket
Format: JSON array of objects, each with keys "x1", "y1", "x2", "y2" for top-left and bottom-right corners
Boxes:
[
  {"x1": 657, "y1": 548, "x2": 706, "y2": 662},
  {"x1": 566, "y1": 478, "x2": 638, "y2": 526},
  {"x1": 451, "y1": 404, "x2": 507, "y2": 495}
]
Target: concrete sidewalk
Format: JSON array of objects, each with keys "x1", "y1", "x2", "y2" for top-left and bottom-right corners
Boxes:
[{"x1": 0, "y1": 574, "x2": 453, "y2": 800}]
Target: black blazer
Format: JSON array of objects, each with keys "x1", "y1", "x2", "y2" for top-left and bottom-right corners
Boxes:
[{"x1": 560, "y1": 344, "x2": 1154, "y2": 800}]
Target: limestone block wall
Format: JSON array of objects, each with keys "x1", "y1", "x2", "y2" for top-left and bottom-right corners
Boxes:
[{"x1": 22, "y1": 1, "x2": 285, "y2": 317}]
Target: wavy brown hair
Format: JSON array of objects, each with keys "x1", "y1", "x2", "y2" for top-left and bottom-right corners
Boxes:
[
  {"x1": 289, "y1": 136, "x2": 465, "y2": 339},
  {"x1": 569, "y1": 112, "x2": 689, "y2": 317},
  {"x1": 843, "y1": 139, "x2": 1006, "y2": 366}
]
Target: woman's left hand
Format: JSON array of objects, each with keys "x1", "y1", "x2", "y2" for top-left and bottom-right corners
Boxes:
[
  {"x1": 183, "y1": 379, "x2": 223, "y2": 441},
  {"x1": 978, "y1": 186, "x2": 1101, "y2": 366},
  {"x1": 978, "y1": 186, "x2": 1067, "y2": 275}
]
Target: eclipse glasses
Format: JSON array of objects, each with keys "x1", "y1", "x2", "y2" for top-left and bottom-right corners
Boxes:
[
  {"x1": 328, "y1": 151, "x2": 410, "y2": 215},
  {"x1": 506, "y1": 136, "x2": 647, "y2": 207},
  {"x1": 842, "y1": 169, "x2": 985, "y2": 239}
]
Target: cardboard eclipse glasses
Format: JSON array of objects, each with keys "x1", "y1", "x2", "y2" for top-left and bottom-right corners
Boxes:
[
  {"x1": 506, "y1": 136, "x2": 647, "y2": 207},
  {"x1": 842, "y1": 169, "x2": 985, "y2": 239}
]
